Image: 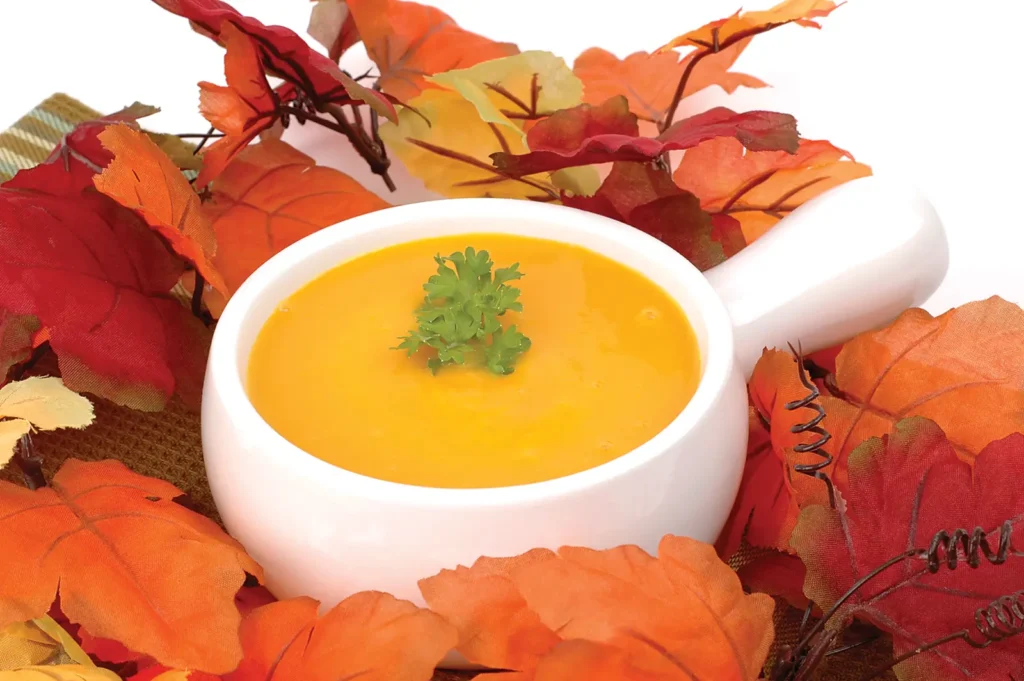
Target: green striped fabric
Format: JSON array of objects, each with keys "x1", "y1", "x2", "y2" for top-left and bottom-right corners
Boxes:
[{"x1": 0, "y1": 94, "x2": 102, "y2": 182}]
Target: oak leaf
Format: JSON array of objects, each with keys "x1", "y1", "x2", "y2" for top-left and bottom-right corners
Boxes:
[
  {"x1": 792, "y1": 418, "x2": 1024, "y2": 681},
  {"x1": 420, "y1": 536, "x2": 774, "y2": 680},
  {"x1": 674, "y1": 137, "x2": 871, "y2": 244},
  {"x1": 0, "y1": 666, "x2": 120, "y2": 681},
  {"x1": 93, "y1": 125, "x2": 228, "y2": 296},
  {"x1": 492, "y1": 106, "x2": 798, "y2": 177},
  {"x1": 345, "y1": 0, "x2": 519, "y2": 101},
  {"x1": 574, "y1": 47, "x2": 764, "y2": 126},
  {"x1": 225, "y1": 594, "x2": 456, "y2": 681},
  {"x1": 0, "y1": 377, "x2": 93, "y2": 471},
  {"x1": 0, "y1": 189, "x2": 210, "y2": 411},
  {"x1": 203, "y1": 140, "x2": 390, "y2": 294},
  {"x1": 0, "y1": 459, "x2": 263, "y2": 673},
  {"x1": 659, "y1": 0, "x2": 840, "y2": 53}
]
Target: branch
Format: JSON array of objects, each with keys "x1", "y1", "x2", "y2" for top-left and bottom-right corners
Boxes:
[{"x1": 322, "y1": 104, "x2": 396, "y2": 192}]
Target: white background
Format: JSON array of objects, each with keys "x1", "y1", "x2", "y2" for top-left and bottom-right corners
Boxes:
[{"x1": 3, "y1": 0, "x2": 1021, "y2": 315}]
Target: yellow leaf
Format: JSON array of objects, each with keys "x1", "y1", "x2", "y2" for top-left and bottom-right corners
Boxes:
[
  {"x1": 0, "y1": 666, "x2": 120, "y2": 681},
  {"x1": 379, "y1": 89, "x2": 557, "y2": 200},
  {"x1": 0, "y1": 622, "x2": 59, "y2": 670},
  {"x1": 29, "y1": 618, "x2": 92, "y2": 669},
  {"x1": 551, "y1": 167, "x2": 600, "y2": 197},
  {"x1": 0, "y1": 377, "x2": 94, "y2": 430},
  {"x1": 429, "y1": 51, "x2": 582, "y2": 140}
]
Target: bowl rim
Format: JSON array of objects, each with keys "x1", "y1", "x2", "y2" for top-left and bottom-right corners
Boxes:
[{"x1": 206, "y1": 198, "x2": 736, "y2": 507}]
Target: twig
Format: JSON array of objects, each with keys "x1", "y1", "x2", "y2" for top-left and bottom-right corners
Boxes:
[
  {"x1": 191, "y1": 126, "x2": 220, "y2": 155},
  {"x1": 14, "y1": 434, "x2": 46, "y2": 490},
  {"x1": 323, "y1": 104, "x2": 396, "y2": 191},
  {"x1": 176, "y1": 133, "x2": 225, "y2": 139}
]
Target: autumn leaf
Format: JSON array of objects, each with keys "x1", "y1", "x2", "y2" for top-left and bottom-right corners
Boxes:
[
  {"x1": 345, "y1": 0, "x2": 519, "y2": 101},
  {"x1": 0, "y1": 188, "x2": 210, "y2": 411},
  {"x1": 0, "y1": 377, "x2": 93, "y2": 470},
  {"x1": 563, "y1": 161, "x2": 728, "y2": 270},
  {"x1": 225, "y1": 594, "x2": 456, "y2": 681},
  {"x1": 0, "y1": 459, "x2": 263, "y2": 673},
  {"x1": 492, "y1": 106, "x2": 799, "y2": 177},
  {"x1": 574, "y1": 47, "x2": 764, "y2": 127},
  {"x1": 128, "y1": 668, "x2": 220, "y2": 681},
  {"x1": 674, "y1": 137, "x2": 871, "y2": 243},
  {"x1": 307, "y1": 0, "x2": 359, "y2": 62},
  {"x1": 93, "y1": 125, "x2": 228, "y2": 296},
  {"x1": 0, "y1": 621, "x2": 64, "y2": 669},
  {"x1": 792, "y1": 418, "x2": 1024, "y2": 681},
  {"x1": 420, "y1": 536, "x2": 774, "y2": 680},
  {"x1": 197, "y1": 21, "x2": 277, "y2": 187},
  {"x1": 0, "y1": 666, "x2": 120, "y2": 681},
  {"x1": 203, "y1": 140, "x2": 390, "y2": 294},
  {"x1": 0, "y1": 313, "x2": 40, "y2": 380},
  {"x1": 659, "y1": 0, "x2": 840, "y2": 53}
]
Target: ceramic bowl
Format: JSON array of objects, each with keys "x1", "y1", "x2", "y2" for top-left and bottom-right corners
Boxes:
[{"x1": 202, "y1": 175, "x2": 947, "y2": 607}]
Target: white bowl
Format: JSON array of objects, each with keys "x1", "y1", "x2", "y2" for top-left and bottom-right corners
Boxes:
[{"x1": 202, "y1": 176, "x2": 947, "y2": 607}]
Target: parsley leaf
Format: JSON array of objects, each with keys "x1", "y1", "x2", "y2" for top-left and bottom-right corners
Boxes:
[{"x1": 394, "y1": 247, "x2": 531, "y2": 375}]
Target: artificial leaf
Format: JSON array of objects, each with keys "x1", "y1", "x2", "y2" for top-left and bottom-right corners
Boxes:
[
  {"x1": 128, "y1": 669, "x2": 220, "y2": 681},
  {"x1": 0, "y1": 622, "x2": 61, "y2": 669},
  {"x1": 345, "y1": 0, "x2": 519, "y2": 101},
  {"x1": 420, "y1": 549, "x2": 560, "y2": 670},
  {"x1": 429, "y1": 51, "x2": 583, "y2": 140},
  {"x1": 0, "y1": 189, "x2": 210, "y2": 410},
  {"x1": 203, "y1": 140, "x2": 390, "y2": 294},
  {"x1": 674, "y1": 137, "x2": 871, "y2": 243},
  {"x1": 0, "y1": 313, "x2": 39, "y2": 382},
  {"x1": 197, "y1": 21, "x2": 277, "y2": 187},
  {"x1": 93, "y1": 125, "x2": 228, "y2": 296},
  {"x1": 492, "y1": 106, "x2": 798, "y2": 176},
  {"x1": 734, "y1": 551, "x2": 809, "y2": 610},
  {"x1": 563, "y1": 162, "x2": 728, "y2": 270},
  {"x1": 225, "y1": 593, "x2": 456, "y2": 681},
  {"x1": 307, "y1": 0, "x2": 359, "y2": 62},
  {"x1": 379, "y1": 89, "x2": 557, "y2": 200},
  {"x1": 659, "y1": 0, "x2": 841, "y2": 53},
  {"x1": 420, "y1": 536, "x2": 774, "y2": 679},
  {"x1": 30, "y1": 617, "x2": 94, "y2": 668},
  {"x1": 152, "y1": 0, "x2": 389, "y2": 110},
  {"x1": 0, "y1": 459, "x2": 263, "y2": 673},
  {"x1": 792, "y1": 418, "x2": 1024, "y2": 681},
  {"x1": 0, "y1": 666, "x2": 120, "y2": 681},
  {"x1": 574, "y1": 47, "x2": 765, "y2": 126},
  {"x1": 0, "y1": 376, "x2": 93, "y2": 470}
]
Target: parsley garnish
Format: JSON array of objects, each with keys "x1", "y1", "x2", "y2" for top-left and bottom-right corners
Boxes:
[{"x1": 395, "y1": 247, "x2": 531, "y2": 375}]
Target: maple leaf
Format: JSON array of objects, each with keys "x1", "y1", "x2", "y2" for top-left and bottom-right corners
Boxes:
[
  {"x1": 0, "y1": 188, "x2": 210, "y2": 411},
  {"x1": 573, "y1": 47, "x2": 765, "y2": 126},
  {"x1": 674, "y1": 137, "x2": 872, "y2": 244},
  {"x1": 203, "y1": 140, "x2": 390, "y2": 294},
  {"x1": 0, "y1": 377, "x2": 93, "y2": 471},
  {"x1": 792, "y1": 418, "x2": 1024, "y2": 681},
  {"x1": 127, "y1": 668, "x2": 220, "y2": 681},
  {"x1": 0, "y1": 666, "x2": 121, "y2": 681},
  {"x1": 307, "y1": 0, "x2": 359, "y2": 62},
  {"x1": 224, "y1": 594, "x2": 456, "y2": 681},
  {"x1": 0, "y1": 459, "x2": 263, "y2": 673},
  {"x1": 492, "y1": 106, "x2": 799, "y2": 177},
  {"x1": 345, "y1": 0, "x2": 519, "y2": 101},
  {"x1": 93, "y1": 124, "x2": 228, "y2": 296},
  {"x1": 420, "y1": 536, "x2": 774, "y2": 680},
  {"x1": 563, "y1": 161, "x2": 728, "y2": 270}
]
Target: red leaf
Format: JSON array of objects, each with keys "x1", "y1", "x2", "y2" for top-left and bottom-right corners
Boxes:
[
  {"x1": 492, "y1": 106, "x2": 798, "y2": 177},
  {"x1": 345, "y1": 0, "x2": 519, "y2": 101},
  {"x1": 793, "y1": 419, "x2": 1024, "y2": 681},
  {"x1": 0, "y1": 187, "x2": 210, "y2": 410},
  {"x1": 735, "y1": 551, "x2": 809, "y2": 610}
]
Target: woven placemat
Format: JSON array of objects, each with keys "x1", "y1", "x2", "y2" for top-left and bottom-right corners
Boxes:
[{"x1": 1, "y1": 95, "x2": 896, "y2": 681}]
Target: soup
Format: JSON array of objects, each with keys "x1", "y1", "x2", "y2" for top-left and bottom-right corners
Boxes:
[{"x1": 246, "y1": 234, "x2": 701, "y2": 488}]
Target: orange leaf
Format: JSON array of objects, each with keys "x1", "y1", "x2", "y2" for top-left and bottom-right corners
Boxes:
[
  {"x1": 197, "y1": 22, "x2": 276, "y2": 187},
  {"x1": 226, "y1": 593, "x2": 456, "y2": 681},
  {"x1": 345, "y1": 0, "x2": 518, "y2": 101},
  {"x1": 573, "y1": 47, "x2": 765, "y2": 126},
  {"x1": 674, "y1": 137, "x2": 871, "y2": 244},
  {"x1": 203, "y1": 139, "x2": 390, "y2": 293},
  {"x1": 419, "y1": 549, "x2": 560, "y2": 670},
  {"x1": 93, "y1": 125, "x2": 228, "y2": 296},
  {"x1": 421, "y1": 537, "x2": 773, "y2": 680},
  {"x1": 659, "y1": 0, "x2": 841, "y2": 53},
  {"x1": 0, "y1": 459, "x2": 263, "y2": 673}
]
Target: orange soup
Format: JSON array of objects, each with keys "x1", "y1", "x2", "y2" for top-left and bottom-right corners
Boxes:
[{"x1": 246, "y1": 234, "x2": 701, "y2": 488}]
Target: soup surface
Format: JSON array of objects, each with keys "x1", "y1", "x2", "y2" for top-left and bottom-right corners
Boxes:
[{"x1": 247, "y1": 234, "x2": 701, "y2": 488}]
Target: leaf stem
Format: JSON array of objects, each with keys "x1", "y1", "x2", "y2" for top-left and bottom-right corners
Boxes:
[
  {"x1": 14, "y1": 434, "x2": 47, "y2": 490},
  {"x1": 323, "y1": 104, "x2": 397, "y2": 192}
]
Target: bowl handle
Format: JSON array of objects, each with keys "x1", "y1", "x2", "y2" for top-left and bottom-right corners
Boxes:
[{"x1": 703, "y1": 175, "x2": 949, "y2": 378}]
